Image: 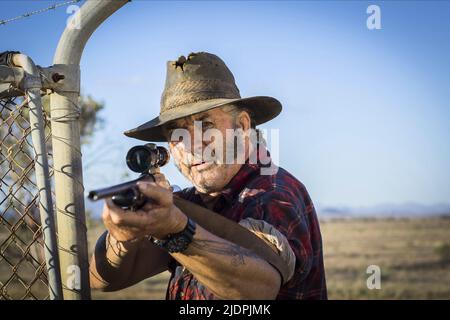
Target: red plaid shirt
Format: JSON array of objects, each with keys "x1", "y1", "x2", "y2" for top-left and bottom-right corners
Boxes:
[{"x1": 166, "y1": 147, "x2": 327, "y2": 300}]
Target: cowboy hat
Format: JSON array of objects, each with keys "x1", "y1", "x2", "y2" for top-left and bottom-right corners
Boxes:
[{"x1": 124, "y1": 52, "x2": 282, "y2": 141}]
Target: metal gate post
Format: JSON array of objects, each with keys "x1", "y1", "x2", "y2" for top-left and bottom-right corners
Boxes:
[
  {"x1": 50, "y1": 0, "x2": 129, "y2": 300},
  {"x1": 11, "y1": 53, "x2": 63, "y2": 300}
]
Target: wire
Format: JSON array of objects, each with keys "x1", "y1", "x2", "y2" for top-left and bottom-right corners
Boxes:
[{"x1": 0, "y1": 0, "x2": 82, "y2": 26}]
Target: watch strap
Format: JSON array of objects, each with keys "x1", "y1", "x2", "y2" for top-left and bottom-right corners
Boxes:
[{"x1": 154, "y1": 218, "x2": 196, "y2": 253}]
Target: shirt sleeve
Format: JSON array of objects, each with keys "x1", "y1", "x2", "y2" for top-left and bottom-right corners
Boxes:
[
  {"x1": 238, "y1": 217, "x2": 296, "y2": 283},
  {"x1": 238, "y1": 184, "x2": 315, "y2": 284}
]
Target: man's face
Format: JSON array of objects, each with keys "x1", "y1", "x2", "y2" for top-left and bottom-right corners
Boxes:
[{"x1": 164, "y1": 107, "x2": 247, "y2": 195}]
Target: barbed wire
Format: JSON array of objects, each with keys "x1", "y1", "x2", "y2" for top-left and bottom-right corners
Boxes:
[{"x1": 0, "y1": 0, "x2": 82, "y2": 27}]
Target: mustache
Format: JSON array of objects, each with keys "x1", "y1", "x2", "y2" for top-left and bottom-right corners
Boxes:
[
  {"x1": 175, "y1": 143, "x2": 243, "y2": 168},
  {"x1": 170, "y1": 142, "x2": 216, "y2": 166},
  {"x1": 187, "y1": 152, "x2": 217, "y2": 167}
]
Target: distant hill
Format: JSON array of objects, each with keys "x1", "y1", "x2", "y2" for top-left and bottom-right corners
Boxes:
[
  {"x1": 317, "y1": 203, "x2": 450, "y2": 218},
  {"x1": 85, "y1": 195, "x2": 450, "y2": 219}
]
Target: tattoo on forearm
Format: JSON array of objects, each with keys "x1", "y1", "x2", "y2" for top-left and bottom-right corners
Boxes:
[
  {"x1": 104, "y1": 233, "x2": 127, "y2": 267},
  {"x1": 190, "y1": 239, "x2": 261, "y2": 267},
  {"x1": 107, "y1": 233, "x2": 127, "y2": 257},
  {"x1": 89, "y1": 269, "x2": 108, "y2": 285}
]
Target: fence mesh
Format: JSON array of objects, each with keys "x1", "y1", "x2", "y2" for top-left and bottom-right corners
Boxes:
[{"x1": 0, "y1": 92, "x2": 52, "y2": 300}]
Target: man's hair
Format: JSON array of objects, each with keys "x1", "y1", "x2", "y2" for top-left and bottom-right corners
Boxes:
[{"x1": 222, "y1": 104, "x2": 256, "y2": 129}]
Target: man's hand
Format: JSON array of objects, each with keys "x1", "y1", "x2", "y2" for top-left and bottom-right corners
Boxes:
[
  {"x1": 102, "y1": 178, "x2": 187, "y2": 242},
  {"x1": 91, "y1": 174, "x2": 177, "y2": 291},
  {"x1": 152, "y1": 172, "x2": 172, "y2": 190}
]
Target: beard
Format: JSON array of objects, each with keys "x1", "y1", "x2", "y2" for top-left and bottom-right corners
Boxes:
[{"x1": 174, "y1": 158, "x2": 228, "y2": 194}]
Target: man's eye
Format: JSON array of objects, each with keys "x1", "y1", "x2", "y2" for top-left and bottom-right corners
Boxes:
[
  {"x1": 202, "y1": 122, "x2": 214, "y2": 129},
  {"x1": 170, "y1": 134, "x2": 182, "y2": 142}
]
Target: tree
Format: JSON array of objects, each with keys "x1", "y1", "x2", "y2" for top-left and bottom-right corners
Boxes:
[{"x1": 40, "y1": 94, "x2": 105, "y2": 145}]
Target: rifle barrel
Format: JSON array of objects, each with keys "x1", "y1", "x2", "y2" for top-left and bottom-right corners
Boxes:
[{"x1": 88, "y1": 177, "x2": 144, "y2": 201}]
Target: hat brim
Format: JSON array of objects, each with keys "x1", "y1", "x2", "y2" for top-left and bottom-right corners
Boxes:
[{"x1": 123, "y1": 96, "x2": 282, "y2": 142}]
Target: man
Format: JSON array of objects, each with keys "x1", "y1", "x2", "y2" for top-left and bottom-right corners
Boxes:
[{"x1": 89, "y1": 52, "x2": 327, "y2": 300}]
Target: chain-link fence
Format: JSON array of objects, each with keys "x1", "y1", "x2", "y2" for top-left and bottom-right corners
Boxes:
[
  {"x1": 1, "y1": 0, "x2": 128, "y2": 300},
  {"x1": 0, "y1": 93, "x2": 52, "y2": 300}
]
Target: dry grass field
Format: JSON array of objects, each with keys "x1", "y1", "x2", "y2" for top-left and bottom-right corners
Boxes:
[
  {"x1": 321, "y1": 217, "x2": 450, "y2": 299},
  {"x1": 87, "y1": 216, "x2": 450, "y2": 300}
]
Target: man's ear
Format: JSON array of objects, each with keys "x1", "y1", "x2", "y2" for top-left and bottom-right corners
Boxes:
[{"x1": 237, "y1": 110, "x2": 251, "y2": 132}]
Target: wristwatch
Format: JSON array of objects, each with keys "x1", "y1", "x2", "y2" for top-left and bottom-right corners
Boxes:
[{"x1": 154, "y1": 218, "x2": 196, "y2": 253}]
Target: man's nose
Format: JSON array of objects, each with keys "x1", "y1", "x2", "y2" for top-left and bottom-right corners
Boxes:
[
  {"x1": 191, "y1": 126, "x2": 206, "y2": 157},
  {"x1": 177, "y1": 126, "x2": 205, "y2": 157}
]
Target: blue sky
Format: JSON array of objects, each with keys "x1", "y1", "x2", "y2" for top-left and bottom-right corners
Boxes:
[{"x1": 1, "y1": 0, "x2": 450, "y2": 208}]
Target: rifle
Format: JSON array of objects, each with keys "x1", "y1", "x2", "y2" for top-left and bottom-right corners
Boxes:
[{"x1": 88, "y1": 143, "x2": 174, "y2": 210}]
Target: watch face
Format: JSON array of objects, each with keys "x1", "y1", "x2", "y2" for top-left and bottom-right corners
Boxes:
[{"x1": 167, "y1": 235, "x2": 190, "y2": 253}]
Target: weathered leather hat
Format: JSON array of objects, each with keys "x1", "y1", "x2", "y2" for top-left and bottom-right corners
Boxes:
[{"x1": 124, "y1": 52, "x2": 282, "y2": 141}]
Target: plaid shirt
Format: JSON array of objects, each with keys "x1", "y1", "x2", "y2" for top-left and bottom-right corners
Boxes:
[{"x1": 166, "y1": 147, "x2": 327, "y2": 300}]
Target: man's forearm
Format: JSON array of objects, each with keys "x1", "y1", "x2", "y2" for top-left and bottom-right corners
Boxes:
[
  {"x1": 89, "y1": 231, "x2": 141, "y2": 290},
  {"x1": 172, "y1": 225, "x2": 281, "y2": 299}
]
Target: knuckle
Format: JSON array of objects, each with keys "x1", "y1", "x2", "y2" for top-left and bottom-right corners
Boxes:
[
  {"x1": 110, "y1": 213, "x2": 123, "y2": 225},
  {"x1": 154, "y1": 174, "x2": 169, "y2": 186},
  {"x1": 154, "y1": 172, "x2": 165, "y2": 179},
  {"x1": 143, "y1": 217, "x2": 157, "y2": 230},
  {"x1": 152, "y1": 210, "x2": 165, "y2": 220},
  {"x1": 142, "y1": 203, "x2": 155, "y2": 211},
  {"x1": 137, "y1": 181, "x2": 148, "y2": 189}
]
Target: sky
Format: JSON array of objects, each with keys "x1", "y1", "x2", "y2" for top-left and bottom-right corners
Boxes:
[{"x1": 1, "y1": 0, "x2": 450, "y2": 208}]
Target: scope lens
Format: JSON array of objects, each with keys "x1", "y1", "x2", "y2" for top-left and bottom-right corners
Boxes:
[
  {"x1": 126, "y1": 146, "x2": 151, "y2": 173},
  {"x1": 156, "y1": 146, "x2": 170, "y2": 167}
]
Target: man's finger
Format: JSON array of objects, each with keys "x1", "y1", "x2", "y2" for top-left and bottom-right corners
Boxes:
[
  {"x1": 137, "y1": 181, "x2": 172, "y2": 206},
  {"x1": 105, "y1": 198, "x2": 131, "y2": 226},
  {"x1": 152, "y1": 172, "x2": 166, "y2": 182},
  {"x1": 115, "y1": 208, "x2": 160, "y2": 229},
  {"x1": 105, "y1": 198, "x2": 129, "y2": 215},
  {"x1": 106, "y1": 197, "x2": 163, "y2": 228},
  {"x1": 153, "y1": 173, "x2": 171, "y2": 189},
  {"x1": 142, "y1": 201, "x2": 159, "y2": 212}
]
